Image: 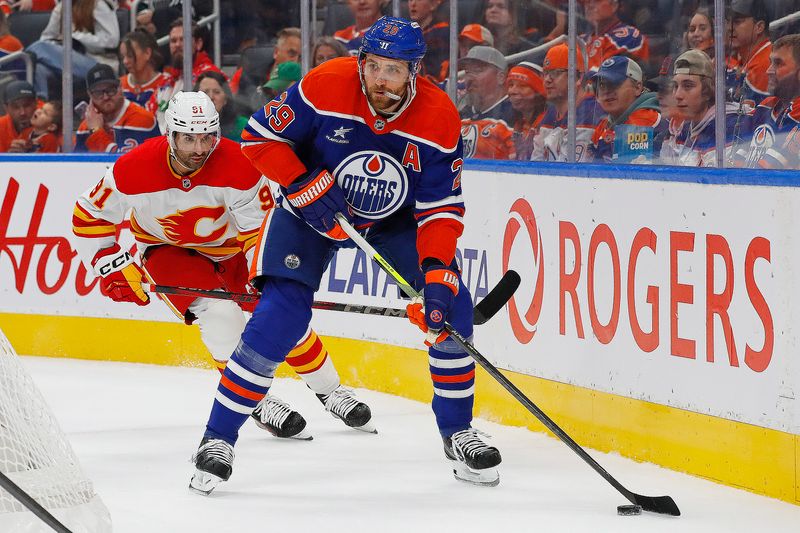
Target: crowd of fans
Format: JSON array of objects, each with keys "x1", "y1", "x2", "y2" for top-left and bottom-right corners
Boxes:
[{"x1": 0, "y1": 0, "x2": 798, "y2": 170}]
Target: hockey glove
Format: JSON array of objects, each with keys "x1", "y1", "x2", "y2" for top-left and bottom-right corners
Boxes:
[
  {"x1": 91, "y1": 244, "x2": 150, "y2": 306},
  {"x1": 406, "y1": 262, "x2": 459, "y2": 347},
  {"x1": 285, "y1": 167, "x2": 353, "y2": 241}
]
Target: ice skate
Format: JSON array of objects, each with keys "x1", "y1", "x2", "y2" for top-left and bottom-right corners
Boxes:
[
  {"x1": 189, "y1": 438, "x2": 234, "y2": 496},
  {"x1": 443, "y1": 428, "x2": 502, "y2": 487},
  {"x1": 251, "y1": 394, "x2": 312, "y2": 440},
  {"x1": 317, "y1": 386, "x2": 376, "y2": 433}
]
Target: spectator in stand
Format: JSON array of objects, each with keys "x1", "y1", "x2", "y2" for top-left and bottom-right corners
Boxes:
[
  {"x1": 660, "y1": 50, "x2": 743, "y2": 166},
  {"x1": 458, "y1": 46, "x2": 515, "y2": 159},
  {"x1": 0, "y1": 10, "x2": 23, "y2": 80},
  {"x1": 579, "y1": 0, "x2": 649, "y2": 73},
  {"x1": 152, "y1": 18, "x2": 225, "y2": 131},
  {"x1": 0, "y1": 0, "x2": 55, "y2": 14},
  {"x1": 589, "y1": 55, "x2": 665, "y2": 163},
  {"x1": 195, "y1": 70, "x2": 248, "y2": 142},
  {"x1": 734, "y1": 34, "x2": 800, "y2": 169},
  {"x1": 527, "y1": 0, "x2": 566, "y2": 44},
  {"x1": 27, "y1": 0, "x2": 121, "y2": 100},
  {"x1": 259, "y1": 60, "x2": 301, "y2": 104},
  {"x1": 21, "y1": 99, "x2": 62, "y2": 152},
  {"x1": 438, "y1": 24, "x2": 494, "y2": 86},
  {"x1": 531, "y1": 43, "x2": 602, "y2": 162},
  {"x1": 408, "y1": 0, "x2": 449, "y2": 81},
  {"x1": 230, "y1": 27, "x2": 301, "y2": 115},
  {"x1": 313, "y1": 36, "x2": 348, "y2": 68},
  {"x1": 506, "y1": 61, "x2": 546, "y2": 160},
  {"x1": 76, "y1": 64, "x2": 160, "y2": 153},
  {"x1": 229, "y1": 27, "x2": 300, "y2": 94},
  {"x1": 119, "y1": 30, "x2": 172, "y2": 115},
  {"x1": 726, "y1": 0, "x2": 772, "y2": 109},
  {"x1": 480, "y1": 0, "x2": 536, "y2": 56},
  {"x1": 647, "y1": 56, "x2": 679, "y2": 124},
  {"x1": 334, "y1": 0, "x2": 387, "y2": 55},
  {"x1": 686, "y1": 7, "x2": 714, "y2": 58},
  {"x1": 0, "y1": 80, "x2": 36, "y2": 152}
]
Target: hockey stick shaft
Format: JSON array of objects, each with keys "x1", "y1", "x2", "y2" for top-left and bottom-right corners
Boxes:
[
  {"x1": 0, "y1": 471, "x2": 74, "y2": 533},
  {"x1": 140, "y1": 270, "x2": 519, "y2": 325},
  {"x1": 334, "y1": 213, "x2": 680, "y2": 516}
]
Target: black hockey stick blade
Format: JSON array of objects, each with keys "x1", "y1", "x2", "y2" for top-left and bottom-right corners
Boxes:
[
  {"x1": 473, "y1": 270, "x2": 520, "y2": 325},
  {"x1": 629, "y1": 494, "x2": 681, "y2": 516}
]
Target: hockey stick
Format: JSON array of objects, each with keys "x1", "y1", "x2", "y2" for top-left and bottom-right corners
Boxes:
[
  {"x1": 139, "y1": 269, "x2": 519, "y2": 326},
  {"x1": 334, "y1": 213, "x2": 680, "y2": 517},
  {"x1": 0, "y1": 471, "x2": 73, "y2": 533}
]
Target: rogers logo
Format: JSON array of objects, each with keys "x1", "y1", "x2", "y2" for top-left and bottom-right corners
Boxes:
[{"x1": 502, "y1": 198, "x2": 544, "y2": 344}]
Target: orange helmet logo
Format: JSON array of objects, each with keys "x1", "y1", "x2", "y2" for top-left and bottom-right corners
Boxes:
[{"x1": 157, "y1": 206, "x2": 228, "y2": 245}]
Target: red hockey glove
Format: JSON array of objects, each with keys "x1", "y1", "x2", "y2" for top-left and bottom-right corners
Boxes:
[
  {"x1": 285, "y1": 168, "x2": 353, "y2": 241},
  {"x1": 91, "y1": 244, "x2": 150, "y2": 306},
  {"x1": 406, "y1": 263, "x2": 459, "y2": 347}
]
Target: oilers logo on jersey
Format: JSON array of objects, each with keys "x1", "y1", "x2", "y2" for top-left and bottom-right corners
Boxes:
[
  {"x1": 745, "y1": 124, "x2": 776, "y2": 166},
  {"x1": 334, "y1": 151, "x2": 408, "y2": 219},
  {"x1": 461, "y1": 124, "x2": 478, "y2": 158}
]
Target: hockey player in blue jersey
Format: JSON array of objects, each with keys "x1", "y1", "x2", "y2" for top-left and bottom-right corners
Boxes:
[{"x1": 189, "y1": 17, "x2": 502, "y2": 495}]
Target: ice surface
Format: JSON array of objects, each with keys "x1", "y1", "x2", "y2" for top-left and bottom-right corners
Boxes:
[{"x1": 7, "y1": 356, "x2": 800, "y2": 533}]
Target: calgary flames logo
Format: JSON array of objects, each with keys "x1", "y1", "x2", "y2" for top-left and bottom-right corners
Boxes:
[{"x1": 157, "y1": 206, "x2": 228, "y2": 245}]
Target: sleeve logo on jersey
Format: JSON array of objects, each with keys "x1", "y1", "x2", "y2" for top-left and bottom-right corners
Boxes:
[
  {"x1": 745, "y1": 124, "x2": 775, "y2": 166},
  {"x1": 156, "y1": 206, "x2": 228, "y2": 245},
  {"x1": 334, "y1": 151, "x2": 408, "y2": 220}
]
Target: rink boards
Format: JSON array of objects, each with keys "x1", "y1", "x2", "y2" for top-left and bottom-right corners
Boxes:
[{"x1": 0, "y1": 155, "x2": 798, "y2": 505}]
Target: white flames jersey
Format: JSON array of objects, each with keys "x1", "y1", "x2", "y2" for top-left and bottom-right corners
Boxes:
[{"x1": 72, "y1": 136, "x2": 273, "y2": 267}]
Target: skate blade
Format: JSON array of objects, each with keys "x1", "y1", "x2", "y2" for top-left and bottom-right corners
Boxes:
[
  {"x1": 189, "y1": 470, "x2": 225, "y2": 496},
  {"x1": 450, "y1": 460, "x2": 499, "y2": 487},
  {"x1": 351, "y1": 419, "x2": 378, "y2": 434}
]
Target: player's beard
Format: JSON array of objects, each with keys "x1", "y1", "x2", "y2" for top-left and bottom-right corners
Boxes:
[
  {"x1": 171, "y1": 149, "x2": 208, "y2": 173},
  {"x1": 366, "y1": 85, "x2": 406, "y2": 115}
]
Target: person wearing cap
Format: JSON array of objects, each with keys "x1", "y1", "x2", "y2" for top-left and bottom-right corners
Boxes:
[
  {"x1": 726, "y1": 0, "x2": 772, "y2": 108},
  {"x1": 589, "y1": 55, "x2": 665, "y2": 163},
  {"x1": 733, "y1": 34, "x2": 800, "y2": 169},
  {"x1": 506, "y1": 62, "x2": 546, "y2": 160},
  {"x1": 76, "y1": 63, "x2": 160, "y2": 153},
  {"x1": 459, "y1": 45, "x2": 516, "y2": 159},
  {"x1": 646, "y1": 56, "x2": 679, "y2": 123},
  {"x1": 531, "y1": 43, "x2": 602, "y2": 162},
  {"x1": 0, "y1": 80, "x2": 36, "y2": 152},
  {"x1": 660, "y1": 50, "x2": 746, "y2": 167},
  {"x1": 579, "y1": 0, "x2": 649, "y2": 74},
  {"x1": 437, "y1": 24, "x2": 495, "y2": 85},
  {"x1": 408, "y1": 0, "x2": 449, "y2": 82},
  {"x1": 259, "y1": 61, "x2": 302, "y2": 104}
]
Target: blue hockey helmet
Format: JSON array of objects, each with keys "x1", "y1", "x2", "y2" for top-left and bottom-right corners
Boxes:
[
  {"x1": 359, "y1": 16, "x2": 427, "y2": 68},
  {"x1": 358, "y1": 17, "x2": 427, "y2": 117}
]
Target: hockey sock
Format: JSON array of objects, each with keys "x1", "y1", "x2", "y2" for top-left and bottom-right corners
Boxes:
[
  {"x1": 205, "y1": 342, "x2": 279, "y2": 445},
  {"x1": 429, "y1": 337, "x2": 475, "y2": 437},
  {"x1": 285, "y1": 327, "x2": 340, "y2": 396}
]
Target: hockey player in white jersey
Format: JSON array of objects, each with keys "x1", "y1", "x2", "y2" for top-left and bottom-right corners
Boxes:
[{"x1": 72, "y1": 92, "x2": 374, "y2": 441}]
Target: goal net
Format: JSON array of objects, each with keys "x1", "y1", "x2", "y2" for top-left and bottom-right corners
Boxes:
[{"x1": 0, "y1": 328, "x2": 112, "y2": 532}]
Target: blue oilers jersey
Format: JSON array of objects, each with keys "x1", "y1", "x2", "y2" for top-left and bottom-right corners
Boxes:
[{"x1": 242, "y1": 56, "x2": 466, "y2": 265}]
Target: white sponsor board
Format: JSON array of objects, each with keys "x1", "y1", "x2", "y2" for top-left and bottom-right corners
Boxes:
[{"x1": 0, "y1": 163, "x2": 796, "y2": 434}]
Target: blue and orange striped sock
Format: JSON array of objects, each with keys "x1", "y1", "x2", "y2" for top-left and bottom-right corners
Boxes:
[{"x1": 204, "y1": 342, "x2": 280, "y2": 445}]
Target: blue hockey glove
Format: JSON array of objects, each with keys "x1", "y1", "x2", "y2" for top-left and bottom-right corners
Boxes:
[
  {"x1": 285, "y1": 168, "x2": 353, "y2": 241},
  {"x1": 406, "y1": 262, "x2": 459, "y2": 346}
]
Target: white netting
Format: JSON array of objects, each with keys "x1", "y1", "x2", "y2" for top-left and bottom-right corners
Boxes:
[{"x1": 0, "y1": 329, "x2": 112, "y2": 532}]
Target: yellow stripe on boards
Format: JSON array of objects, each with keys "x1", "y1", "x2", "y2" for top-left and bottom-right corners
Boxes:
[{"x1": 0, "y1": 312, "x2": 796, "y2": 505}]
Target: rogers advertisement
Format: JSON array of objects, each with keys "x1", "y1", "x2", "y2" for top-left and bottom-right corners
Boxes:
[{"x1": 1, "y1": 163, "x2": 796, "y2": 434}]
